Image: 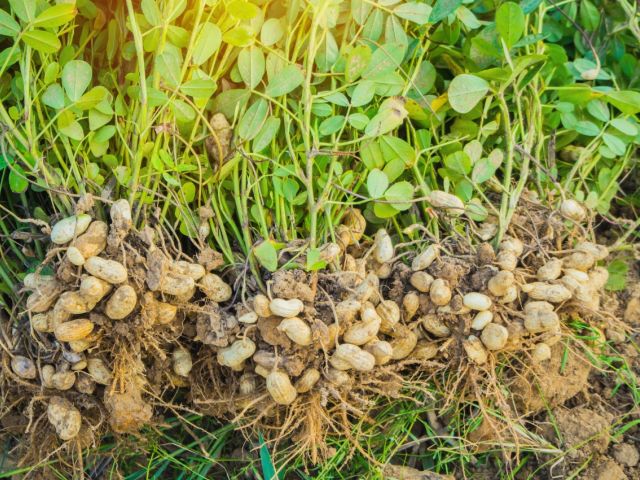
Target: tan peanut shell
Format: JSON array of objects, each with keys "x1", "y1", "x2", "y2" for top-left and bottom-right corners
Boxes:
[
  {"x1": 172, "y1": 348, "x2": 193, "y2": 377},
  {"x1": 79, "y1": 275, "x2": 112, "y2": 303},
  {"x1": 521, "y1": 282, "x2": 572, "y2": 303},
  {"x1": 50, "y1": 214, "x2": 92, "y2": 244},
  {"x1": 11, "y1": 355, "x2": 36, "y2": 379},
  {"x1": 463, "y1": 336, "x2": 488, "y2": 365},
  {"x1": 330, "y1": 343, "x2": 375, "y2": 371},
  {"x1": 266, "y1": 370, "x2": 297, "y2": 405},
  {"x1": 269, "y1": 298, "x2": 304, "y2": 318},
  {"x1": 199, "y1": 273, "x2": 232, "y2": 302},
  {"x1": 54, "y1": 319, "x2": 94, "y2": 342},
  {"x1": 173, "y1": 261, "x2": 206, "y2": 280},
  {"x1": 73, "y1": 221, "x2": 108, "y2": 258},
  {"x1": 84, "y1": 257, "x2": 128, "y2": 284},
  {"x1": 277, "y1": 317, "x2": 312, "y2": 346},
  {"x1": 364, "y1": 340, "x2": 393, "y2": 365},
  {"x1": 105, "y1": 285, "x2": 138, "y2": 320},
  {"x1": 217, "y1": 338, "x2": 256, "y2": 370},
  {"x1": 390, "y1": 326, "x2": 418, "y2": 360},
  {"x1": 429, "y1": 279, "x2": 451, "y2": 306},
  {"x1": 480, "y1": 323, "x2": 509, "y2": 350},
  {"x1": 87, "y1": 358, "x2": 112, "y2": 385},
  {"x1": 52, "y1": 371, "x2": 76, "y2": 390},
  {"x1": 295, "y1": 368, "x2": 321, "y2": 393}
]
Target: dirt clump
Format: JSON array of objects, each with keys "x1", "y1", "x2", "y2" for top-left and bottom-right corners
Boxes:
[
  {"x1": 554, "y1": 406, "x2": 612, "y2": 459},
  {"x1": 583, "y1": 456, "x2": 628, "y2": 480},
  {"x1": 510, "y1": 342, "x2": 592, "y2": 413},
  {"x1": 612, "y1": 443, "x2": 640, "y2": 468}
]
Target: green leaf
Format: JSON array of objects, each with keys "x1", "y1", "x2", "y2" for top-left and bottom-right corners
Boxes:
[
  {"x1": 379, "y1": 135, "x2": 416, "y2": 167},
  {"x1": 472, "y1": 149, "x2": 503, "y2": 183},
  {"x1": 306, "y1": 248, "x2": 327, "y2": 271},
  {"x1": 261, "y1": 18, "x2": 284, "y2": 46},
  {"x1": 22, "y1": 29, "x2": 61, "y2": 53},
  {"x1": 238, "y1": 99, "x2": 268, "y2": 141},
  {"x1": 57, "y1": 111, "x2": 84, "y2": 140},
  {"x1": 170, "y1": 99, "x2": 195, "y2": 123},
  {"x1": 75, "y1": 86, "x2": 108, "y2": 110},
  {"x1": 259, "y1": 433, "x2": 279, "y2": 479},
  {"x1": 586, "y1": 99, "x2": 609, "y2": 122},
  {"x1": 430, "y1": 0, "x2": 462, "y2": 23},
  {"x1": 42, "y1": 83, "x2": 65, "y2": 109},
  {"x1": 605, "y1": 91, "x2": 640, "y2": 115},
  {"x1": 350, "y1": 80, "x2": 375, "y2": 107},
  {"x1": 448, "y1": 74, "x2": 490, "y2": 114},
  {"x1": 466, "y1": 199, "x2": 488, "y2": 221},
  {"x1": 9, "y1": 0, "x2": 35, "y2": 23},
  {"x1": 444, "y1": 151, "x2": 472, "y2": 175},
  {"x1": 413, "y1": 61, "x2": 436, "y2": 94},
  {"x1": 192, "y1": 22, "x2": 221, "y2": 65},
  {"x1": 33, "y1": 3, "x2": 76, "y2": 28},
  {"x1": 254, "y1": 241, "x2": 278, "y2": 272},
  {"x1": 574, "y1": 120, "x2": 599, "y2": 137},
  {"x1": 93, "y1": 125, "x2": 116, "y2": 143},
  {"x1": 456, "y1": 5, "x2": 481, "y2": 29},
  {"x1": 362, "y1": 7, "x2": 383, "y2": 41},
  {"x1": 394, "y1": 2, "x2": 432, "y2": 24},
  {"x1": 610, "y1": 118, "x2": 638, "y2": 137},
  {"x1": 365, "y1": 98, "x2": 408, "y2": 137},
  {"x1": 61, "y1": 60, "x2": 92, "y2": 102},
  {"x1": 384, "y1": 181, "x2": 413, "y2": 210},
  {"x1": 228, "y1": 0, "x2": 260, "y2": 19},
  {"x1": 362, "y1": 43, "x2": 405, "y2": 78},
  {"x1": 385, "y1": 15, "x2": 408, "y2": 48},
  {"x1": 223, "y1": 25, "x2": 253, "y2": 47},
  {"x1": 141, "y1": 0, "x2": 162, "y2": 26},
  {"x1": 167, "y1": 25, "x2": 189, "y2": 47},
  {"x1": 602, "y1": 133, "x2": 626, "y2": 155},
  {"x1": 0, "y1": 9, "x2": 20, "y2": 36},
  {"x1": 317, "y1": 93, "x2": 344, "y2": 109},
  {"x1": 605, "y1": 259, "x2": 628, "y2": 291},
  {"x1": 265, "y1": 65, "x2": 304, "y2": 97},
  {"x1": 367, "y1": 169, "x2": 389, "y2": 198},
  {"x1": 180, "y1": 78, "x2": 217, "y2": 99},
  {"x1": 496, "y1": 2, "x2": 525, "y2": 48},
  {"x1": 348, "y1": 112, "x2": 369, "y2": 130},
  {"x1": 9, "y1": 165, "x2": 28, "y2": 193},
  {"x1": 252, "y1": 116, "x2": 281, "y2": 152},
  {"x1": 316, "y1": 30, "x2": 338, "y2": 72},
  {"x1": 351, "y1": 0, "x2": 373, "y2": 25},
  {"x1": 319, "y1": 115, "x2": 345, "y2": 136},
  {"x1": 181, "y1": 181, "x2": 196, "y2": 203},
  {"x1": 520, "y1": 0, "x2": 543, "y2": 14},
  {"x1": 345, "y1": 44, "x2": 371, "y2": 83},
  {"x1": 373, "y1": 202, "x2": 399, "y2": 218},
  {"x1": 212, "y1": 89, "x2": 250, "y2": 119},
  {"x1": 238, "y1": 46, "x2": 265, "y2": 89},
  {"x1": 156, "y1": 46, "x2": 182, "y2": 88}
]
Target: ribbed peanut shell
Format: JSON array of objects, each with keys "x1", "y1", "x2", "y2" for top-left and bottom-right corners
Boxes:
[
  {"x1": 105, "y1": 285, "x2": 137, "y2": 320},
  {"x1": 54, "y1": 319, "x2": 94, "y2": 342},
  {"x1": 73, "y1": 221, "x2": 108, "y2": 258},
  {"x1": 295, "y1": 368, "x2": 321, "y2": 393},
  {"x1": 266, "y1": 370, "x2": 297, "y2": 405},
  {"x1": 84, "y1": 257, "x2": 128, "y2": 284}
]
